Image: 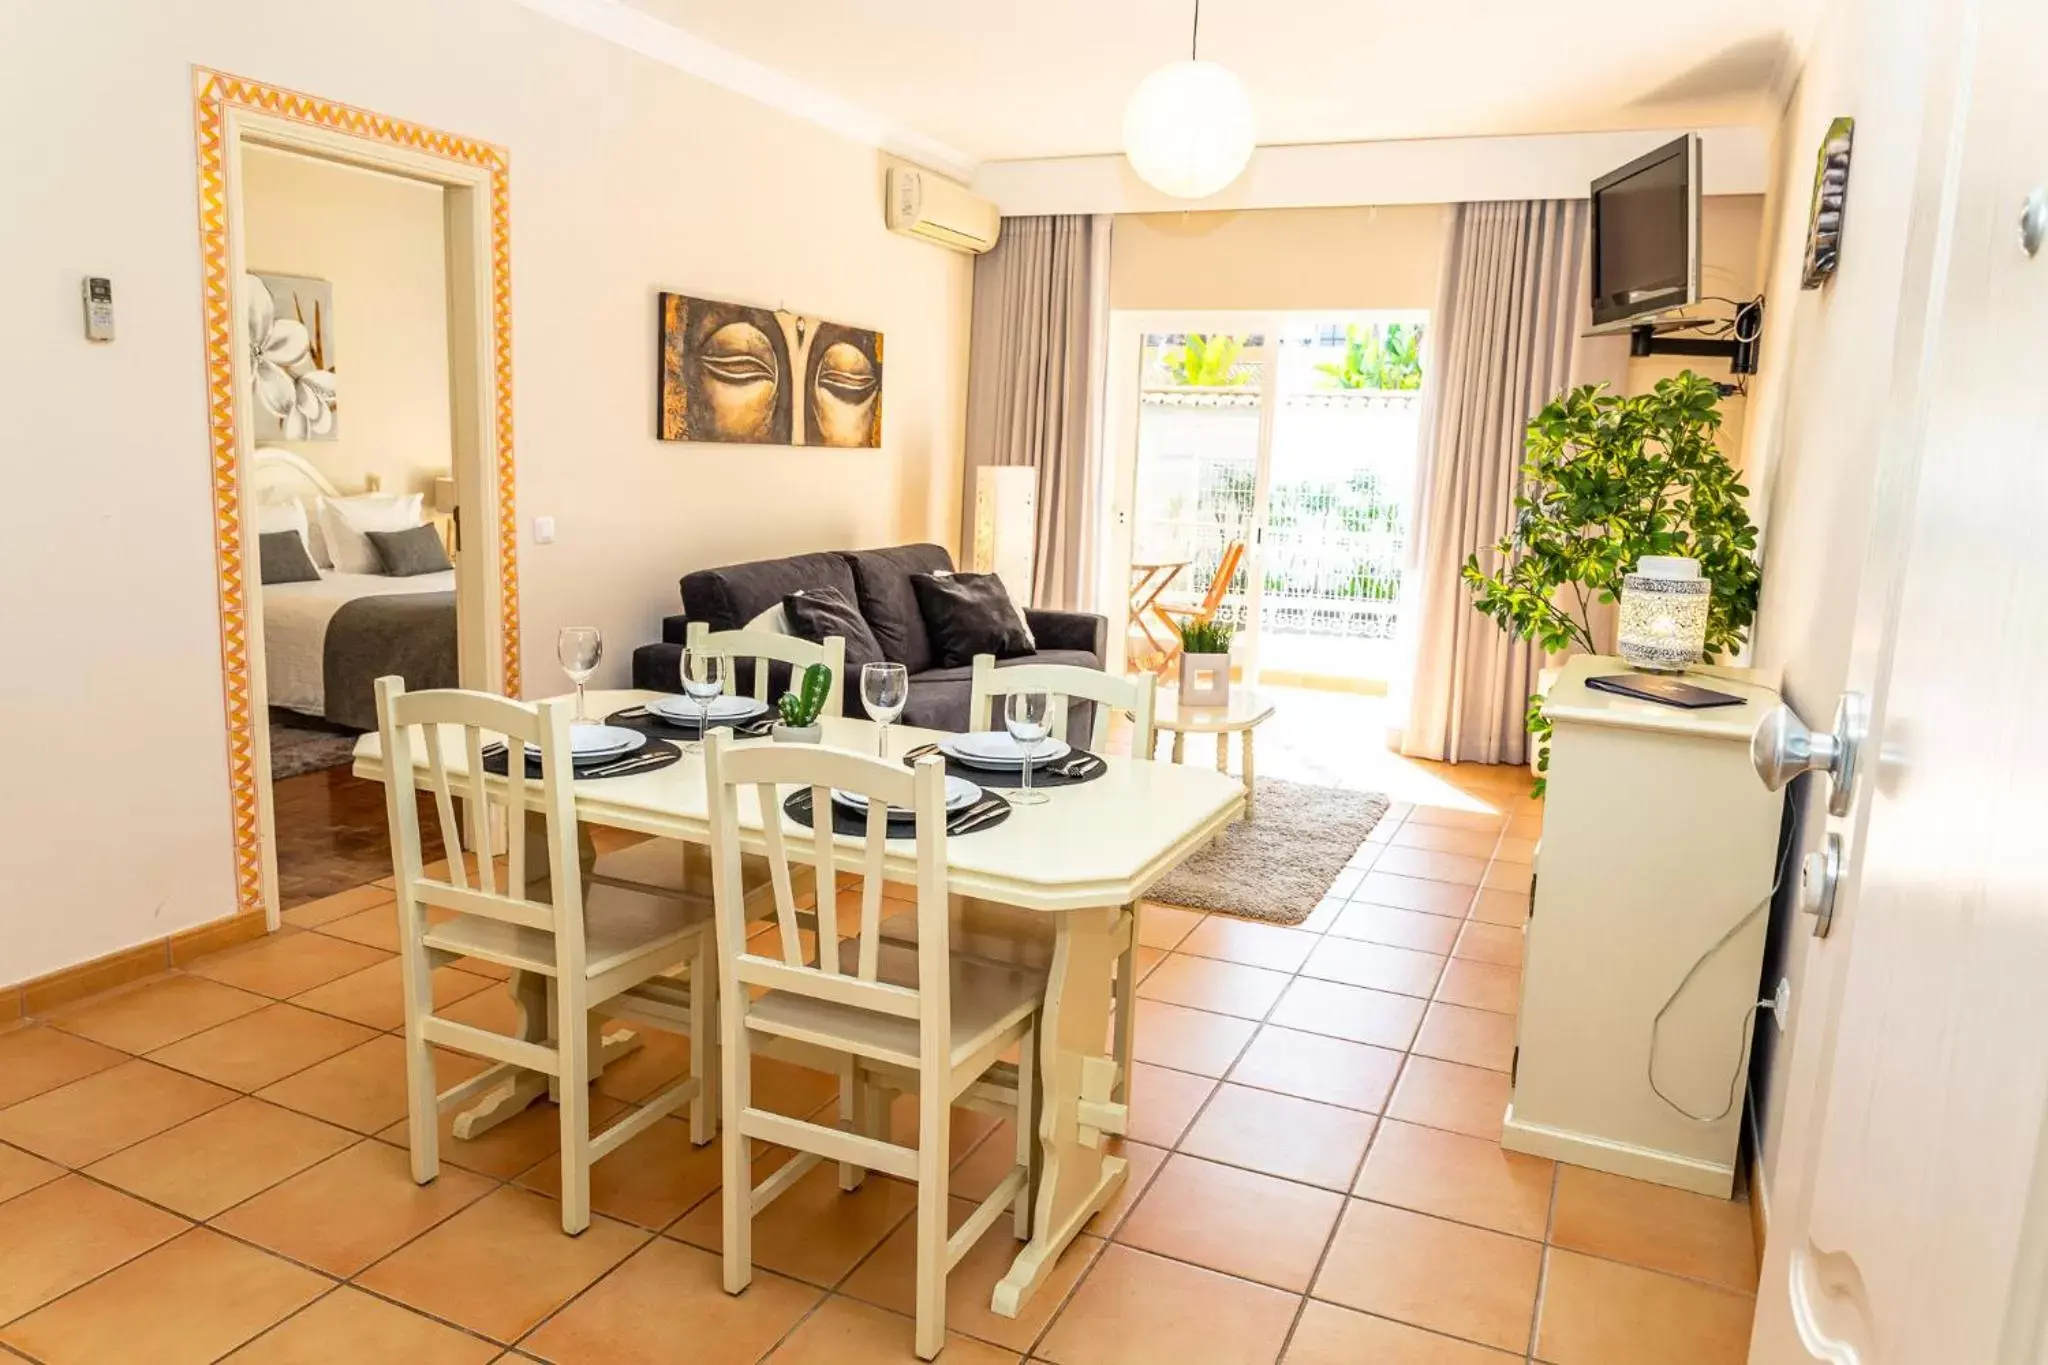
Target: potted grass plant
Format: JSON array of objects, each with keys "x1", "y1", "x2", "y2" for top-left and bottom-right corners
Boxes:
[
  {"x1": 771, "y1": 663, "x2": 833, "y2": 743},
  {"x1": 1177, "y1": 619, "x2": 1235, "y2": 707}
]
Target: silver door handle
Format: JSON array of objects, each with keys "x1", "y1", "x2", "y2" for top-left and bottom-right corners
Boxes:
[{"x1": 1751, "y1": 693, "x2": 1867, "y2": 817}]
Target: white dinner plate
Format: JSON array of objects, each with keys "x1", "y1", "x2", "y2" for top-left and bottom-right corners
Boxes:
[
  {"x1": 832, "y1": 776, "x2": 982, "y2": 816},
  {"x1": 938, "y1": 731, "x2": 1072, "y2": 770},
  {"x1": 524, "y1": 724, "x2": 647, "y2": 761},
  {"x1": 648, "y1": 694, "x2": 769, "y2": 725}
]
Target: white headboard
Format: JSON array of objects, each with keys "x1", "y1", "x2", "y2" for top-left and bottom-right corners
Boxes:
[{"x1": 249, "y1": 446, "x2": 342, "y2": 508}]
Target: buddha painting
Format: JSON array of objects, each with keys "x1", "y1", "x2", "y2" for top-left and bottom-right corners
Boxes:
[{"x1": 658, "y1": 292, "x2": 882, "y2": 448}]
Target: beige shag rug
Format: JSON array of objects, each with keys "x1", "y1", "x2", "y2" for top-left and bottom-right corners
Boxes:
[{"x1": 1148, "y1": 778, "x2": 1390, "y2": 925}]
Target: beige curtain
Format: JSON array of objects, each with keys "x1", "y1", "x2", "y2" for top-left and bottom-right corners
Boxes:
[
  {"x1": 1401, "y1": 200, "x2": 1591, "y2": 764},
  {"x1": 960, "y1": 214, "x2": 1105, "y2": 611}
]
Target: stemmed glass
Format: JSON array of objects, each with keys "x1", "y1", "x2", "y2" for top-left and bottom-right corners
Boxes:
[
  {"x1": 557, "y1": 626, "x2": 601, "y2": 723},
  {"x1": 679, "y1": 647, "x2": 726, "y2": 754},
  {"x1": 1005, "y1": 690, "x2": 1053, "y2": 807},
  {"x1": 861, "y1": 662, "x2": 909, "y2": 760}
]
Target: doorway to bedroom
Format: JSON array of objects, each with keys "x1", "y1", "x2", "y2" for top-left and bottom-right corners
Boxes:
[{"x1": 207, "y1": 83, "x2": 516, "y2": 925}]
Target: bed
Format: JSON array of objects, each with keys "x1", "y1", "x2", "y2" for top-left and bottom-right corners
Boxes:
[{"x1": 254, "y1": 448, "x2": 458, "y2": 730}]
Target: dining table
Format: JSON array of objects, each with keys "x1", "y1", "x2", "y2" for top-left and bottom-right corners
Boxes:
[{"x1": 352, "y1": 689, "x2": 1245, "y2": 1317}]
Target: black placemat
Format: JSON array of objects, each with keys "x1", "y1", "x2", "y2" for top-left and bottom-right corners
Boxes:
[
  {"x1": 480, "y1": 736, "x2": 682, "y2": 781},
  {"x1": 605, "y1": 703, "x2": 776, "y2": 742},
  {"x1": 781, "y1": 787, "x2": 1012, "y2": 837},
  {"x1": 898, "y1": 741, "x2": 1109, "y2": 791}
]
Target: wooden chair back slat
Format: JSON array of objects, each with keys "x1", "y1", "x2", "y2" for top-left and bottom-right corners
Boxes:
[
  {"x1": 705, "y1": 732, "x2": 946, "y2": 1019},
  {"x1": 420, "y1": 726, "x2": 467, "y2": 891},
  {"x1": 686, "y1": 623, "x2": 847, "y2": 716},
  {"x1": 968, "y1": 656, "x2": 1158, "y2": 754},
  {"x1": 375, "y1": 679, "x2": 583, "y2": 939}
]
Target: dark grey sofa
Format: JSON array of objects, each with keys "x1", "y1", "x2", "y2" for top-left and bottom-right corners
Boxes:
[{"x1": 630, "y1": 543, "x2": 1107, "y2": 737}]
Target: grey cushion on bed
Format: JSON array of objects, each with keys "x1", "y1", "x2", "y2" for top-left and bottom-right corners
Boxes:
[
  {"x1": 259, "y1": 530, "x2": 321, "y2": 585},
  {"x1": 366, "y1": 525, "x2": 453, "y2": 577}
]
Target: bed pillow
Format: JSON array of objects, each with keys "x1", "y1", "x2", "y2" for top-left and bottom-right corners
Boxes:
[
  {"x1": 258, "y1": 530, "x2": 322, "y2": 585},
  {"x1": 366, "y1": 524, "x2": 453, "y2": 577},
  {"x1": 318, "y1": 492, "x2": 424, "y2": 574},
  {"x1": 909, "y1": 571, "x2": 1035, "y2": 669},
  {"x1": 781, "y1": 586, "x2": 884, "y2": 675},
  {"x1": 256, "y1": 498, "x2": 313, "y2": 559}
]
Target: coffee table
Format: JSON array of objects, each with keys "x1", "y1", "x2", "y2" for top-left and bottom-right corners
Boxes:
[{"x1": 1153, "y1": 686, "x2": 1276, "y2": 818}]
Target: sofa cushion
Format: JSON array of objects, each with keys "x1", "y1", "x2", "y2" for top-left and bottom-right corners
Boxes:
[
  {"x1": 839, "y1": 543, "x2": 953, "y2": 674},
  {"x1": 681, "y1": 550, "x2": 857, "y2": 633},
  {"x1": 782, "y1": 586, "x2": 885, "y2": 687},
  {"x1": 911, "y1": 571, "x2": 1036, "y2": 669}
]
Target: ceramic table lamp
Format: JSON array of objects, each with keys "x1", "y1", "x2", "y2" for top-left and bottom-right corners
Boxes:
[{"x1": 1618, "y1": 556, "x2": 1711, "y2": 672}]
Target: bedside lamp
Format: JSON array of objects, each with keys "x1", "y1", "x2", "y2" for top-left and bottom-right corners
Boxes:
[
  {"x1": 1618, "y1": 555, "x2": 1710, "y2": 673},
  {"x1": 433, "y1": 475, "x2": 459, "y2": 555}
]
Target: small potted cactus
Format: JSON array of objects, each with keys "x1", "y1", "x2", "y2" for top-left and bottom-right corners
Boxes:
[{"x1": 771, "y1": 663, "x2": 832, "y2": 743}]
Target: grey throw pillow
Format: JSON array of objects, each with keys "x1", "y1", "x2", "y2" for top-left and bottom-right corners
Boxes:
[
  {"x1": 366, "y1": 524, "x2": 453, "y2": 577},
  {"x1": 910, "y1": 571, "x2": 1035, "y2": 668},
  {"x1": 258, "y1": 530, "x2": 321, "y2": 585},
  {"x1": 782, "y1": 586, "x2": 886, "y2": 676}
]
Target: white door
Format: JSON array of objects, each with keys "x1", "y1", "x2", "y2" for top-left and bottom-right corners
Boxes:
[{"x1": 1752, "y1": 1, "x2": 2048, "y2": 1359}]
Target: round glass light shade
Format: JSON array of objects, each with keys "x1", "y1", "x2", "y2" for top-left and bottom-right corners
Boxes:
[
  {"x1": 1618, "y1": 556, "x2": 1711, "y2": 673},
  {"x1": 1122, "y1": 60, "x2": 1256, "y2": 199}
]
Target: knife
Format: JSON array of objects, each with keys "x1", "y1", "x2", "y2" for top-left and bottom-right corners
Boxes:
[
  {"x1": 902, "y1": 742, "x2": 942, "y2": 764},
  {"x1": 947, "y1": 798, "x2": 1006, "y2": 835},
  {"x1": 580, "y1": 751, "x2": 673, "y2": 779}
]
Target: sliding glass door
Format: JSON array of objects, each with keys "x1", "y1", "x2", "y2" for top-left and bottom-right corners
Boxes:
[{"x1": 1107, "y1": 311, "x2": 1427, "y2": 690}]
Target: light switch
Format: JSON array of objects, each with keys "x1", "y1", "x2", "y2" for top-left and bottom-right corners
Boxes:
[{"x1": 533, "y1": 516, "x2": 556, "y2": 544}]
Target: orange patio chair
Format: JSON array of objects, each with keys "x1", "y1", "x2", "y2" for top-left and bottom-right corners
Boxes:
[{"x1": 1149, "y1": 539, "x2": 1246, "y2": 669}]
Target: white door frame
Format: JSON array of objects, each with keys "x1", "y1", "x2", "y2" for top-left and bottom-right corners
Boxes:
[{"x1": 199, "y1": 74, "x2": 517, "y2": 930}]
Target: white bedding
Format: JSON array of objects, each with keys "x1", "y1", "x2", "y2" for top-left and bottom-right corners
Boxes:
[{"x1": 263, "y1": 569, "x2": 456, "y2": 718}]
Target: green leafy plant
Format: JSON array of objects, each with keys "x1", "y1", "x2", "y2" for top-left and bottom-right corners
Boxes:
[
  {"x1": 1314, "y1": 323, "x2": 1425, "y2": 391},
  {"x1": 1162, "y1": 333, "x2": 1252, "y2": 387},
  {"x1": 1178, "y1": 619, "x2": 1235, "y2": 655},
  {"x1": 776, "y1": 663, "x2": 833, "y2": 728},
  {"x1": 1461, "y1": 372, "x2": 1762, "y2": 791}
]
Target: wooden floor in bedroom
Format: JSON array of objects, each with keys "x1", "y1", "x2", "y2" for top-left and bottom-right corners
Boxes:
[{"x1": 272, "y1": 767, "x2": 443, "y2": 910}]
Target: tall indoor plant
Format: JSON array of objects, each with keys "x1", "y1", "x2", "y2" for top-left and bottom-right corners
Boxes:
[{"x1": 1461, "y1": 371, "x2": 1762, "y2": 791}]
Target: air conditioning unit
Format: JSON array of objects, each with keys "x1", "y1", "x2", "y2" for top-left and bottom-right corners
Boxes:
[{"x1": 886, "y1": 167, "x2": 1001, "y2": 255}]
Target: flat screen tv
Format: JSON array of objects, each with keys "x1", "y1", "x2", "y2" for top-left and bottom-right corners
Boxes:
[{"x1": 1590, "y1": 134, "x2": 1701, "y2": 330}]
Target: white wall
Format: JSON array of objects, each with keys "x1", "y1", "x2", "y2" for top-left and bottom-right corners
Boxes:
[
  {"x1": 1734, "y1": 0, "x2": 1946, "y2": 1194},
  {"x1": 241, "y1": 146, "x2": 454, "y2": 500},
  {"x1": 0, "y1": 0, "x2": 973, "y2": 987}
]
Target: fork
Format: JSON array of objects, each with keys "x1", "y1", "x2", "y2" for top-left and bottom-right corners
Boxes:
[
  {"x1": 579, "y1": 750, "x2": 673, "y2": 779},
  {"x1": 946, "y1": 797, "x2": 1004, "y2": 834}
]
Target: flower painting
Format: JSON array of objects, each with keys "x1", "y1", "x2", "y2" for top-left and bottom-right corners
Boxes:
[
  {"x1": 657, "y1": 292, "x2": 882, "y2": 447},
  {"x1": 247, "y1": 273, "x2": 338, "y2": 440}
]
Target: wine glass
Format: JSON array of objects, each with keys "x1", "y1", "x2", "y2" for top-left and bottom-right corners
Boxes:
[
  {"x1": 679, "y1": 647, "x2": 726, "y2": 754},
  {"x1": 861, "y1": 662, "x2": 909, "y2": 759},
  {"x1": 557, "y1": 626, "x2": 601, "y2": 723},
  {"x1": 1005, "y1": 689, "x2": 1053, "y2": 807}
]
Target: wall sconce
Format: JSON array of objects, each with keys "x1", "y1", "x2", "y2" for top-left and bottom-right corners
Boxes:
[{"x1": 1618, "y1": 556, "x2": 1710, "y2": 673}]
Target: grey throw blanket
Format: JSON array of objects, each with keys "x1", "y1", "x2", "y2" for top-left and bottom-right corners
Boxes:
[{"x1": 324, "y1": 591, "x2": 458, "y2": 729}]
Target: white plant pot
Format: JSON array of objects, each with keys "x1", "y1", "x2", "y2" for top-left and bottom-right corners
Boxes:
[
  {"x1": 1179, "y1": 652, "x2": 1232, "y2": 708},
  {"x1": 771, "y1": 722, "x2": 822, "y2": 744}
]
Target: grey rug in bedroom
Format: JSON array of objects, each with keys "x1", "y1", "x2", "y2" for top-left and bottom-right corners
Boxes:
[
  {"x1": 1148, "y1": 778, "x2": 1391, "y2": 926},
  {"x1": 270, "y1": 713, "x2": 364, "y2": 780}
]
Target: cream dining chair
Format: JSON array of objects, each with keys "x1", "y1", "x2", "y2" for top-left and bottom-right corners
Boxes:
[
  {"x1": 966, "y1": 655, "x2": 1156, "y2": 1105},
  {"x1": 703, "y1": 730, "x2": 1043, "y2": 1359},
  {"x1": 581, "y1": 624, "x2": 848, "y2": 949},
  {"x1": 374, "y1": 678, "x2": 716, "y2": 1234}
]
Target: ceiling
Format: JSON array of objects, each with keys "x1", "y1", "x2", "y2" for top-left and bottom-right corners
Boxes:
[{"x1": 617, "y1": 0, "x2": 1816, "y2": 168}]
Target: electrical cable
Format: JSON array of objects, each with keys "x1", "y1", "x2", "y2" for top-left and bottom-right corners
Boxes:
[{"x1": 1645, "y1": 800, "x2": 1797, "y2": 1124}]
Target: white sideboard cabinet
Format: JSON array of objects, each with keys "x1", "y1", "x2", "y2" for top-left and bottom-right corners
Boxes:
[{"x1": 1502, "y1": 655, "x2": 1785, "y2": 1197}]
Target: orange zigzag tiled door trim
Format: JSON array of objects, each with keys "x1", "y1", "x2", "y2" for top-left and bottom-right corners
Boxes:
[{"x1": 192, "y1": 68, "x2": 519, "y2": 922}]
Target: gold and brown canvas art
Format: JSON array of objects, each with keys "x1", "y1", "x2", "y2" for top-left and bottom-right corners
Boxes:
[{"x1": 657, "y1": 292, "x2": 882, "y2": 447}]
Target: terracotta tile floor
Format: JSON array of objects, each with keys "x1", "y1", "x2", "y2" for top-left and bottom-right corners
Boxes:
[{"x1": 0, "y1": 744, "x2": 1759, "y2": 1363}]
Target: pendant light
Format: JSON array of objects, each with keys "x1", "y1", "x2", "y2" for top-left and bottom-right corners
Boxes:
[{"x1": 1122, "y1": 0, "x2": 1257, "y2": 199}]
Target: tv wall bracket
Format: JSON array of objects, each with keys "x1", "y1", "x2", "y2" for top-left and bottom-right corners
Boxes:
[{"x1": 1628, "y1": 297, "x2": 1764, "y2": 390}]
